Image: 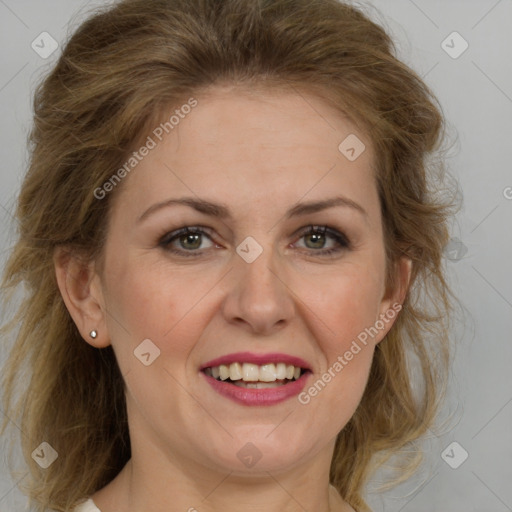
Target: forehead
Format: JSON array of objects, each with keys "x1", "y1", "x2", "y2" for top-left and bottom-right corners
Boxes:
[
  {"x1": 172, "y1": 85, "x2": 368, "y2": 157},
  {"x1": 111, "y1": 86, "x2": 378, "y2": 223}
]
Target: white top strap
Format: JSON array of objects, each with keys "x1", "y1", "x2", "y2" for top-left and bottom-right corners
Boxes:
[{"x1": 74, "y1": 498, "x2": 102, "y2": 512}]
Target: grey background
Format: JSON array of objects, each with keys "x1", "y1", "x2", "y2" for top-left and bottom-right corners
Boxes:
[{"x1": 0, "y1": 1, "x2": 511, "y2": 511}]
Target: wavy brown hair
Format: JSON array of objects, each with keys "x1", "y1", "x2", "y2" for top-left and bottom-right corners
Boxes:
[{"x1": 1, "y1": 0, "x2": 459, "y2": 510}]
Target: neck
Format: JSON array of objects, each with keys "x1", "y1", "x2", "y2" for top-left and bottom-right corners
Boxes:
[
  {"x1": 91, "y1": 398, "x2": 355, "y2": 512},
  {"x1": 92, "y1": 454, "x2": 354, "y2": 512}
]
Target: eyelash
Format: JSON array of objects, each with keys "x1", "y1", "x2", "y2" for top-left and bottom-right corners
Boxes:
[{"x1": 158, "y1": 225, "x2": 351, "y2": 258}]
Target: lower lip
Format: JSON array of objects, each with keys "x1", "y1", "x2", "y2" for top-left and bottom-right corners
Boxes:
[{"x1": 201, "y1": 372, "x2": 310, "y2": 406}]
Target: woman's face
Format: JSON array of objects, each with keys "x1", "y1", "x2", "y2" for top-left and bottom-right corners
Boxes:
[{"x1": 88, "y1": 86, "x2": 405, "y2": 476}]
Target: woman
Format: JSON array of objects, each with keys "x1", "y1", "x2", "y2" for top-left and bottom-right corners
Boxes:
[{"x1": 0, "y1": 0, "x2": 457, "y2": 511}]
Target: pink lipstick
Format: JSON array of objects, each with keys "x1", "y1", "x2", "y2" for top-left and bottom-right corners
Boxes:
[{"x1": 200, "y1": 351, "x2": 312, "y2": 406}]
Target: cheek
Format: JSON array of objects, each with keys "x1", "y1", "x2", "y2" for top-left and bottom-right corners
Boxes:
[
  {"x1": 102, "y1": 262, "x2": 204, "y2": 420},
  {"x1": 295, "y1": 262, "x2": 383, "y2": 403},
  {"x1": 102, "y1": 255, "x2": 218, "y2": 375},
  {"x1": 300, "y1": 261, "x2": 385, "y2": 344},
  {"x1": 105, "y1": 250, "x2": 188, "y2": 330}
]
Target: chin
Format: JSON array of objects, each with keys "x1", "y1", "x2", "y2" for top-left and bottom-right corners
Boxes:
[{"x1": 200, "y1": 430, "x2": 315, "y2": 474}]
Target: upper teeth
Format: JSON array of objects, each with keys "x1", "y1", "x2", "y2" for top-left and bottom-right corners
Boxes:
[{"x1": 204, "y1": 363, "x2": 302, "y2": 382}]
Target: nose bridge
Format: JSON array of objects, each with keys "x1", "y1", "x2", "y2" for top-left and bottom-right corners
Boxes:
[
  {"x1": 239, "y1": 239, "x2": 279, "y2": 290},
  {"x1": 237, "y1": 235, "x2": 284, "y2": 301},
  {"x1": 223, "y1": 233, "x2": 295, "y2": 332}
]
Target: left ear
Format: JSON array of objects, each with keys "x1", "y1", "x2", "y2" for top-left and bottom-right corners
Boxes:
[{"x1": 374, "y1": 256, "x2": 412, "y2": 344}]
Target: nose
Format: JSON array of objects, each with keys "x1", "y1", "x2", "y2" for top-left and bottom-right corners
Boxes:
[{"x1": 221, "y1": 243, "x2": 295, "y2": 335}]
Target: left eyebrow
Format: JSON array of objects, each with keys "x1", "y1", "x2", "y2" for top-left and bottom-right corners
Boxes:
[
  {"x1": 284, "y1": 196, "x2": 368, "y2": 220},
  {"x1": 137, "y1": 195, "x2": 368, "y2": 224}
]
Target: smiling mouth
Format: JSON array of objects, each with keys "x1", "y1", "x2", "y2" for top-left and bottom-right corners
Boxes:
[{"x1": 202, "y1": 362, "x2": 309, "y2": 389}]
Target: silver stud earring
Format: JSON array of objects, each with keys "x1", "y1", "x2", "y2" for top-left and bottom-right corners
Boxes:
[{"x1": 89, "y1": 330, "x2": 98, "y2": 339}]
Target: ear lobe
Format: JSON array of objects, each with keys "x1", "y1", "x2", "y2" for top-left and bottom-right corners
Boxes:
[
  {"x1": 374, "y1": 256, "x2": 413, "y2": 344},
  {"x1": 53, "y1": 247, "x2": 110, "y2": 348}
]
